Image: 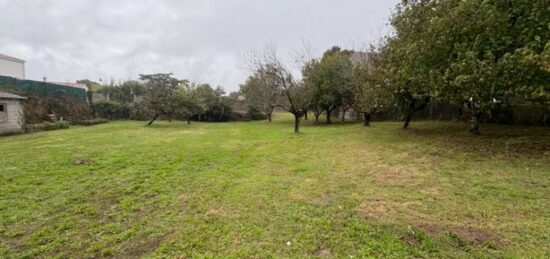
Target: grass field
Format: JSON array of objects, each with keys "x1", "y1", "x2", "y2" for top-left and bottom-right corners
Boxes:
[{"x1": 1, "y1": 114, "x2": 549, "y2": 258}]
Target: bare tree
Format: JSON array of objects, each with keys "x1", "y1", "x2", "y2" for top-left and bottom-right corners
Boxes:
[{"x1": 243, "y1": 44, "x2": 311, "y2": 133}]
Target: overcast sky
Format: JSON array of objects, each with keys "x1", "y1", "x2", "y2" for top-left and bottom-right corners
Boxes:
[{"x1": 0, "y1": 0, "x2": 397, "y2": 92}]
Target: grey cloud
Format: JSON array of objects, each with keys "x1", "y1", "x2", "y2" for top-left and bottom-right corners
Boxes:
[{"x1": 0, "y1": 0, "x2": 397, "y2": 91}]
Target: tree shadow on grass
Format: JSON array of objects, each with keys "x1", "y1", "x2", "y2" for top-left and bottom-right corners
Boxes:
[
  {"x1": 144, "y1": 122, "x2": 193, "y2": 129},
  {"x1": 403, "y1": 122, "x2": 550, "y2": 159}
]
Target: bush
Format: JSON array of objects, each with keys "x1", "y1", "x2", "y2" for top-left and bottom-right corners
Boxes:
[
  {"x1": 199, "y1": 96, "x2": 234, "y2": 122},
  {"x1": 23, "y1": 96, "x2": 93, "y2": 123},
  {"x1": 25, "y1": 121, "x2": 70, "y2": 133},
  {"x1": 247, "y1": 106, "x2": 268, "y2": 120},
  {"x1": 94, "y1": 100, "x2": 129, "y2": 120},
  {"x1": 71, "y1": 118, "x2": 109, "y2": 126},
  {"x1": 230, "y1": 112, "x2": 250, "y2": 121}
]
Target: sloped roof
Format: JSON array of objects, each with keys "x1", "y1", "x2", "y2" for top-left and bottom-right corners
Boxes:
[
  {"x1": 0, "y1": 53, "x2": 25, "y2": 63},
  {"x1": 0, "y1": 91, "x2": 27, "y2": 100}
]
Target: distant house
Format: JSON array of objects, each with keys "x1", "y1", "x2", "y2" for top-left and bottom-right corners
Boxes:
[
  {"x1": 0, "y1": 91, "x2": 26, "y2": 135},
  {"x1": 0, "y1": 53, "x2": 25, "y2": 79}
]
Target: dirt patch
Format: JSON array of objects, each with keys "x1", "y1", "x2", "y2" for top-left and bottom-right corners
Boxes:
[
  {"x1": 124, "y1": 234, "x2": 171, "y2": 257},
  {"x1": 359, "y1": 199, "x2": 426, "y2": 221},
  {"x1": 400, "y1": 233, "x2": 421, "y2": 246},
  {"x1": 359, "y1": 200, "x2": 508, "y2": 247},
  {"x1": 418, "y1": 223, "x2": 509, "y2": 245},
  {"x1": 450, "y1": 225, "x2": 509, "y2": 245},
  {"x1": 205, "y1": 208, "x2": 225, "y2": 217},
  {"x1": 313, "y1": 248, "x2": 331, "y2": 257},
  {"x1": 372, "y1": 165, "x2": 426, "y2": 187},
  {"x1": 73, "y1": 158, "x2": 91, "y2": 165}
]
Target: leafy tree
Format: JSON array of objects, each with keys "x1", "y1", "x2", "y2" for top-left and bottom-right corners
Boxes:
[
  {"x1": 315, "y1": 46, "x2": 354, "y2": 124},
  {"x1": 351, "y1": 51, "x2": 392, "y2": 126},
  {"x1": 171, "y1": 82, "x2": 206, "y2": 124},
  {"x1": 436, "y1": 0, "x2": 550, "y2": 133},
  {"x1": 117, "y1": 80, "x2": 145, "y2": 104},
  {"x1": 140, "y1": 73, "x2": 180, "y2": 125},
  {"x1": 240, "y1": 67, "x2": 282, "y2": 122},
  {"x1": 193, "y1": 84, "x2": 232, "y2": 122},
  {"x1": 302, "y1": 59, "x2": 324, "y2": 123},
  {"x1": 379, "y1": 1, "x2": 441, "y2": 129},
  {"x1": 383, "y1": 0, "x2": 550, "y2": 133}
]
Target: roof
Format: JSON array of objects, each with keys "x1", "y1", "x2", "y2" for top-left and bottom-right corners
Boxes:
[
  {"x1": 0, "y1": 91, "x2": 27, "y2": 100},
  {"x1": 0, "y1": 53, "x2": 25, "y2": 63}
]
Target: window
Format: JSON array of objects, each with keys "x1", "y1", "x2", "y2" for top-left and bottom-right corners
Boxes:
[{"x1": 0, "y1": 103, "x2": 6, "y2": 122}]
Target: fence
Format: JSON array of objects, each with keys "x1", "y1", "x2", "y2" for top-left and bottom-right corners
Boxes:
[{"x1": 0, "y1": 75, "x2": 87, "y2": 102}]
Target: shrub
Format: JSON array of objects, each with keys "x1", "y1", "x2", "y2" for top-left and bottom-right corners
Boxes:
[
  {"x1": 23, "y1": 96, "x2": 93, "y2": 123},
  {"x1": 230, "y1": 112, "x2": 250, "y2": 122},
  {"x1": 247, "y1": 106, "x2": 268, "y2": 120},
  {"x1": 94, "y1": 100, "x2": 129, "y2": 120},
  {"x1": 24, "y1": 121, "x2": 70, "y2": 133}
]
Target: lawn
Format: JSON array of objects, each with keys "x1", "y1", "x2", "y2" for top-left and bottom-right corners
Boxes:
[{"x1": 1, "y1": 114, "x2": 549, "y2": 258}]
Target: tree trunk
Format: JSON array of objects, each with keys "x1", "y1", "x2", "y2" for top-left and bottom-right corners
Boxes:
[
  {"x1": 341, "y1": 108, "x2": 350, "y2": 124},
  {"x1": 186, "y1": 115, "x2": 191, "y2": 124},
  {"x1": 363, "y1": 112, "x2": 371, "y2": 126},
  {"x1": 304, "y1": 111, "x2": 308, "y2": 120},
  {"x1": 326, "y1": 109, "x2": 332, "y2": 124},
  {"x1": 267, "y1": 107, "x2": 273, "y2": 122},
  {"x1": 147, "y1": 114, "x2": 159, "y2": 126},
  {"x1": 401, "y1": 95, "x2": 429, "y2": 129},
  {"x1": 168, "y1": 113, "x2": 172, "y2": 122},
  {"x1": 470, "y1": 112, "x2": 481, "y2": 134},
  {"x1": 402, "y1": 111, "x2": 413, "y2": 129},
  {"x1": 314, "y1": 113, "x2": 320, "y2": 123},
  {"x1": 294, "y1": 114, "x2": 300, "y2": 133}
]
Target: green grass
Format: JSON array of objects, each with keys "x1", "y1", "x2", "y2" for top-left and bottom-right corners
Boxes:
[{"x1": 1, "y1": 113, "x2": 549, "y2": 258}]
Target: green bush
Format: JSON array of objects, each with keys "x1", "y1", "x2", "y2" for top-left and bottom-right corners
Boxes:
[
  {"x1": 246, "y1": 106, "x2": 267, "y2": 121},
  {"x1": 230, "y1": 112, "x2": 250, "y2": 122},
  {"x1": 23, "y1": 96, "x2": 93, "y2": 123},
  {"x1": 24, "y1": 121, "x2": 70, "y2": 133},
  {"x1": 94, "y1": 100, "x2": 129, "y2": 120}
]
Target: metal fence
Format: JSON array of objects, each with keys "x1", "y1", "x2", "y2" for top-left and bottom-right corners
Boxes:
[{"x1": 0, "y1": 75, "x2": 87, "y2": 102}]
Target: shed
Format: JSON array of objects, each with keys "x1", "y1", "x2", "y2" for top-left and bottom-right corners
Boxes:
[{"x1": 0, "y1": 91, "x2": 26, "y2": 135}]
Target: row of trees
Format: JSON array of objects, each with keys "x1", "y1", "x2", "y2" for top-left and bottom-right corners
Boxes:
[
  {"x1": 139, "y1": 73, "x2": 236, "y2": 125},
  {"x1": 240, "y1": 0, "x2": 549, "y2": 134},
  {"x1": 85, "y1": 74, "x2": 235, "y2": 124}
]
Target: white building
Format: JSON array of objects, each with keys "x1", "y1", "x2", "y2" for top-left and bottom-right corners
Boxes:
[
  {"x1": 0, "y1": 53, "x2": 25, "y2": 79},
  {"x1": 0, "y1": 92, "x2": 26, "y2": 135}
]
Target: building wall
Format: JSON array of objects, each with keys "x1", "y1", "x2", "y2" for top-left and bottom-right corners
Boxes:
[
  {"x1": 0, "y1": 58, "x2": 25, "y2": 79},
  {"x1": 0, "y1": 99, "x2": 25, "y2": 134}
]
